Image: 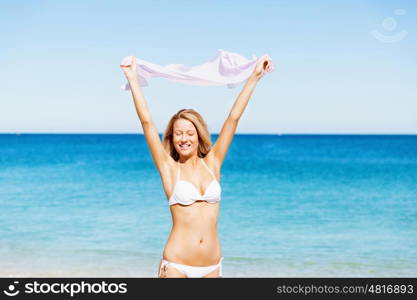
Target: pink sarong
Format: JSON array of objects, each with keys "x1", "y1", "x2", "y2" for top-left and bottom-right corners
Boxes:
[{"x1": 120, "y1": 49, "x2": 274, "y2": 90}]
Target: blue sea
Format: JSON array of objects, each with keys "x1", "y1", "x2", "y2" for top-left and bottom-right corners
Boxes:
[{"x1": 0, "y1": 134, "x2": 416, "y2": 277}]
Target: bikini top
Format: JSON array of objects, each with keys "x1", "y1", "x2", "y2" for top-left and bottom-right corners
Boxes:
[{"x1": 168, "y1": 158, "x2": 221, "y2": 206}]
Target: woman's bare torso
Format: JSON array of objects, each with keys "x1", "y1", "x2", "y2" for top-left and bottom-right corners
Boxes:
[{"x1": 161, "y1": 156, "x2": 222, "y2": 266}]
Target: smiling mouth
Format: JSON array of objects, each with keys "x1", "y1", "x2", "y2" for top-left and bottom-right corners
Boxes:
[{"x1": 179, "y1": 143, "x2": 191, "y2": 150}]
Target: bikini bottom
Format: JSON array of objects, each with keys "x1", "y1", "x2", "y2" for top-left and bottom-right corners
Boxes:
[{"x1": 158, "y1": 257, "x2": 223, "y2": 278}]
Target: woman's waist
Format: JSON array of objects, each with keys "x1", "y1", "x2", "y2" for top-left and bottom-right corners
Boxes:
[
  {"x1": 163, "y1": 231, "x2": 221, "y2": 265},
  {"x1": 167, "y1": 227, "x2": 220, "y2": 246}
]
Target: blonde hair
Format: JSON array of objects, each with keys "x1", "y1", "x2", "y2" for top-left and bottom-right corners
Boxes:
[{"x1": 163, "y1": 109, "x2": 212, "y2": 161}]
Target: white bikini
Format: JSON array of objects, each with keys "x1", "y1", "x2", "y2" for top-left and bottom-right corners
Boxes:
[
  {"x1": 159, "y1": 158, "x2": 223, "y2": 278},
  {"x1": 168, "y1": 158, "x2": 221, "y2": 206}
]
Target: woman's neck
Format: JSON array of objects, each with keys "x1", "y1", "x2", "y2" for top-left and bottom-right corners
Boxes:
[{"x1": 178, "y1": 154, "x2": 200, "y2": 167}]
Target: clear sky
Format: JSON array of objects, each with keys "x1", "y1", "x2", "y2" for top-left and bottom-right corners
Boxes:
[{"x1": 1, "y1": 0, "x2": 416, "y2": 134}]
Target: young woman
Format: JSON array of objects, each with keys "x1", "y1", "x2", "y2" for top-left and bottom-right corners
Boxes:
[{"x1": 120, "y1": 54, "x2": 272, "y2": 278}]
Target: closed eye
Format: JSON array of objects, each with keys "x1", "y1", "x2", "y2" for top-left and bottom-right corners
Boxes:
[{"x1": 174, "y1": 131, "x2": 195, "y2": 136}]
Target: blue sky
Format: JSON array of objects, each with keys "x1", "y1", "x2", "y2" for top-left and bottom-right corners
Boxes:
[{"x1": 1, "y1": 0, "x2": 416, "y2": 134}]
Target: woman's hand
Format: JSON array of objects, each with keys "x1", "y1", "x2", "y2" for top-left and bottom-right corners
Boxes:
[
  {"x1": 251, "y1": 54, "x2": 274, "y2": 81},
  {"x1": 120, "y1": 55, "x2": 138, "y2": 81}
]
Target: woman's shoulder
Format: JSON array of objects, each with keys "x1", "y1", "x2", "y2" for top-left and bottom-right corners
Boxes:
[
  {"x1": 159, "y1": 157, "x2": 178, "y2": 200},
  {"x1": 203, "y1": 150, "x2": 220, "y2": 175},
  {"x1": 158, "y1": 155, "x2": 177, "y2": 179}
]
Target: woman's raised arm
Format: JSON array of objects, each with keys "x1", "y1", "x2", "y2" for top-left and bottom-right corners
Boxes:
[
  {"x1": 211, "y1": 55, "x2": 273, "y2": 169},
  {"x1": 120, "y1": 56, "x2": 173, "y2": 173}
]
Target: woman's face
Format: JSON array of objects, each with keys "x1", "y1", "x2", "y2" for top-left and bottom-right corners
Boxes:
[{"x1": 173, "y1": 119, "x2": 199, "y2": 158}]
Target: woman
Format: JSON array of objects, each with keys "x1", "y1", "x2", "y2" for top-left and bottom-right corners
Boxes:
[{"x1": 120, "y1": 54, "x2": 272, "y2": 278}]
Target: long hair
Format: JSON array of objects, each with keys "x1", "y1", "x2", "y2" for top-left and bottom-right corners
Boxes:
[{"x1": 163, "y1": 109, "x2": 212, "y2": 161}]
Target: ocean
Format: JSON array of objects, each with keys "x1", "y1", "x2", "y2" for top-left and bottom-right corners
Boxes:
[{"x1": 0, "y1": 134, "x2": 416, "y2": 277}]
